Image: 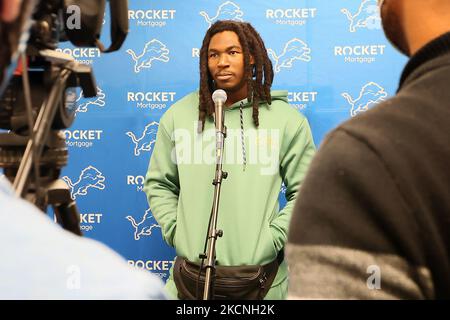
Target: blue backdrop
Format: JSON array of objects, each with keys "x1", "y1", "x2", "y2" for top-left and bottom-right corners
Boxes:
[{"x1": 12, "y1": 0, "x2": 410, "y2": 282}]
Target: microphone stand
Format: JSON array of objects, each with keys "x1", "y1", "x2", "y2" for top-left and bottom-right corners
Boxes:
[{"x1": 201, "y1": 100, "x2": 228, "y2": 300}]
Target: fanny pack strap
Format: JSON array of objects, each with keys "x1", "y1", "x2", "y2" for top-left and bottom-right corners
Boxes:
[
  {"x1": 260, "y1": 249, "x2": 283, "y2": 292},
  {"x1": 276, "y1": 249, "x2": 284, "y2": 265}
]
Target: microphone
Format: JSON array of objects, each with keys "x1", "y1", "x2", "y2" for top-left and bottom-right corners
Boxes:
[
  {"x1": 212, "y1": 89, "x2": 227, "y2": 162},
  {"x1": 212, "y1": 89, "x2": 227, "y2": 132}
]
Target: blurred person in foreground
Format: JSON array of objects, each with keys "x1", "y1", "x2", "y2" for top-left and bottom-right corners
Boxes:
[
  {"x1": 287, "y1": 0, "x2": 450, "y2": 299},
  {"x1": 0, "y1": 176, "x2": 167, "y2": 299}
]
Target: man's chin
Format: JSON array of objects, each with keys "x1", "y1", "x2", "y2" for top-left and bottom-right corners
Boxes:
[{"x1": 215, "y1": 82, "x2": 237, "y2": 92}]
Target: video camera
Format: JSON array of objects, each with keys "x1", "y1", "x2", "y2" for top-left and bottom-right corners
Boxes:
[{"x1": 0, "y1": 0, "x2": 128, "y2": 235}]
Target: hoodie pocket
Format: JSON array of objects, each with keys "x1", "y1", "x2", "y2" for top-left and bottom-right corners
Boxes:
[
  {"x1": 264, "y1": 222, "x2": 278, "y2": 260},
  {"x1": 172, "y1": 226, "x2": 177, "y2": 249}
]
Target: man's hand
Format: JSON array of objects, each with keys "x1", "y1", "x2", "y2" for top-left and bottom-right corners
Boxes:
[{"x1": 1, "y1": 0, "x2": 22, "y2": 23}]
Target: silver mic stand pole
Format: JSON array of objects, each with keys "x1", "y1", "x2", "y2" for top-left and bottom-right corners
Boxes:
[{"x1": 202, "y1": 90, "x2": 228, "y2": 300}]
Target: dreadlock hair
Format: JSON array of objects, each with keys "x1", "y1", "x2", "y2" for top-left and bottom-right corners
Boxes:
[{"x1": 198, "y1": 20, "x2": 274, "y2": 132}]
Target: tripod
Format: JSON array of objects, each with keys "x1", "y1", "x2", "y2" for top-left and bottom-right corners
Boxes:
[{"x1": 0, "y1": 49, "x2": 96, "y2": 235}]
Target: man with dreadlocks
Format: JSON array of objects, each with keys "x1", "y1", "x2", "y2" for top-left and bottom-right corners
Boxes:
[{"x1": 144, "y1": 20, "x2": 315, "y2": 300}]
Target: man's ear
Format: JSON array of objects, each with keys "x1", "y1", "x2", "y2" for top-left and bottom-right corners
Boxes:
[{"x1": 249, "y1": 54, "x2": 255, "y2": 65}]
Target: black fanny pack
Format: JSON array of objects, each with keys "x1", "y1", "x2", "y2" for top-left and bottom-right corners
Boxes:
[{"x1": 173, "y1": 251, "x2": 283, "y2": 300}]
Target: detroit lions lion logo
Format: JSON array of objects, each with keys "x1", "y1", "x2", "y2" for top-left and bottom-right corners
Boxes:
[
  {"x1": 200, "y1": 1, "x2": 244, "y2": 27},
  {"x1": 342, "y1": 82, "x2": 388, "y2": 117},
  {"x1": 268, "y1": 38, "x2": 311, "y2": 73},
  {"x1": 126, "y1": 39, "x2": 170, "y2": 73},
  {"x1": 126, "y1": 122, "x2": 159, "y2": 156},
  {"x1": 75, "y1": 87, "x2": 106, "y2": 114},
  {"x1": 62, "y1": 166, "x2": 106, "y2": 200},
  {"x1": 126, "y1": 208, "x2": 161, "y2": 241},
  {"x1": 341, "y1": 0, "x2": 381, "y2": 32}
]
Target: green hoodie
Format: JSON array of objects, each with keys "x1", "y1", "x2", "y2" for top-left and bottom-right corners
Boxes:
[{"x1": 144, "y1": 90, "x2": 316, "y2": 299}]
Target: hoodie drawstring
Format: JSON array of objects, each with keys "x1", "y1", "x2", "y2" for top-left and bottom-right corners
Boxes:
[{"x1": 239, "y1": 102, "x2": 247, "y2": 171}]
